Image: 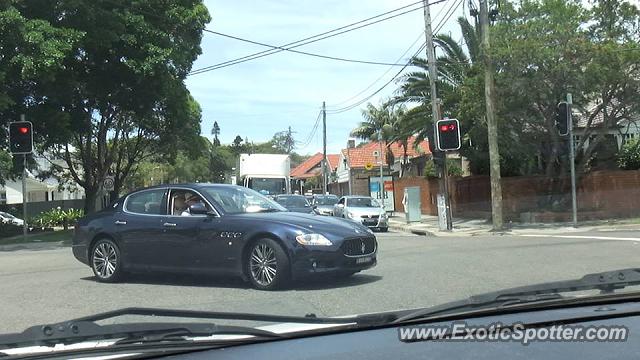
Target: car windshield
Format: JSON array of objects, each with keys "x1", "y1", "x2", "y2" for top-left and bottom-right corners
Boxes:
[
  {"x1": 0, "y1": 212, "x2": 17, "y2": 220},
  {"x1": 202, "y1": 186, "x2": 287, "y2": 214},
  {"x1": 276, "y1": 196, "x2": 309, "y2": 207},
  {"x1": 3, "y1": 0, "x2": 640, "y2": 356},
  {"x1": 314, "y1": 196, "x2": 339, "y2": 205},
  {"x1": 348, "y1": 197, "x2": 379, "y2": 208},
  {"x1": 247, "y1": 178, "x2": 287, "y2": 196}
]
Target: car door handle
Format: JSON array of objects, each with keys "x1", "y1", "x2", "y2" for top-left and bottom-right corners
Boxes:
[
  {"x1": 114, "y1": 220, "x2": 127, "y2": 225},
  {"x1": 163, "y1": 222, "x2": 177, "y2": 228}
]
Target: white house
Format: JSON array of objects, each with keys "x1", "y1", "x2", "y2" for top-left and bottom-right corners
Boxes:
[
  {"x1": 0, "y1": 153, "x2": 84, "y2": 205},
  {"x1": 573, "y1": 102, "x2": 640, "y2": 151}
]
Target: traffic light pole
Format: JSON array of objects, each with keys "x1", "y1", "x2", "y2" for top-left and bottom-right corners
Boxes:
[
  {"x1": 423, "y1": 0, "x2": 452, "y2": 230},
  {"x1": 22, "y1": 154, "x2": 28, "y2": 239},
  {"x1": 567, "y1": 93, "x2": 577, "y2": 226}
]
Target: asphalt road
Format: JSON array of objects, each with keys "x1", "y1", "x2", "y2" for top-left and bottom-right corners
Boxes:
[{"x1": 1, "y1": 229, "x2": 639, "y2": 334}]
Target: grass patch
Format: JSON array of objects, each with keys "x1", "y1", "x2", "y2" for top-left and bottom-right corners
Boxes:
[{"x1": 0, "y1": 229, "x2": 73, "y2": 245}]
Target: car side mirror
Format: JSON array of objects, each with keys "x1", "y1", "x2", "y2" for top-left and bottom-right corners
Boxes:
[
  {"x1": 189, "y1": 203, "x2": 210, "y2": 215},
  {"x1": 336, "y1": 204, "x2": 344, "y2": 208}
]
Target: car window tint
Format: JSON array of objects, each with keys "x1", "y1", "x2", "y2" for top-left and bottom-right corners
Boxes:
[{"x1": 126, "y1": 189, "x2": 166, "y2": 215}]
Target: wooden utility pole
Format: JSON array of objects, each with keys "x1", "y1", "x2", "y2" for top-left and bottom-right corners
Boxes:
[
  {"x1": 479, "y1": 0, "x2": 504, "y2": 230},
  {"x1": 423, "y1": 0, "x2": 452, "y2": 230},
  {"x1": 322, "y1": 101, "x2": 327, "y2": 195}
]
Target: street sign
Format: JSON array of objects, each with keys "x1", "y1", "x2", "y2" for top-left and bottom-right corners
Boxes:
[
  {"x1": 103, "y1": 176, "x2": 115, "y2": 191},
  {"x1": 369, "y1": 182, "x2": 380, "y2": 192},
  {"x1": 364, "y1": 162, "x2": 374, "y2": 171}
]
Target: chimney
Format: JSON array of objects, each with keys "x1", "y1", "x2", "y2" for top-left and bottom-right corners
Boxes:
[{"x1": 347, "y1": 139, "x2": 356, "y2": 149}]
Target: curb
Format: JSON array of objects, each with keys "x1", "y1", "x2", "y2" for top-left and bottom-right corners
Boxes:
[
  {"x1": 388, "y1": 223, "x2": 436, "y2": 237},
  {"x1": 0, "y1": 240, "x2": 70, "y2": 252}
]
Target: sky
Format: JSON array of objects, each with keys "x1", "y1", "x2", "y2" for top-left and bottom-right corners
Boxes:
[{"x1": 185, "y1": 0, "x2": 466, "y2": 155}]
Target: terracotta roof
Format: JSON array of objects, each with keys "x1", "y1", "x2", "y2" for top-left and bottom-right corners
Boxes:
[
  {"x1": 343, "y1": 136, "x2": 430, "y2": 168},
  {"x1": 327, "y1": 154, "x2": 340, "y2": 171},
  {"x1": 290, "y1": 152, "x2": 340, "y2": 179}
]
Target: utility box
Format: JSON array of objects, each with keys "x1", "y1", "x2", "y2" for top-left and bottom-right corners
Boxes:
[{"x1": 404, "y1": 186, "x2": 421, "y2": 223}]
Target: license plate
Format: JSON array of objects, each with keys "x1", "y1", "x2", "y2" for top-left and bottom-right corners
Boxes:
[{"x1": 356, "y1": 256, "x2": 372, "y2": 264}]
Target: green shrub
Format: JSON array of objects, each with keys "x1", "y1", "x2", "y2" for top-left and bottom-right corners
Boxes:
[
  {"x1": 31, "y1": 208, "x2": 84, "y2": 229},
  {"x1": 618, "y1": 138, "x2": 640, "y2": 170}
]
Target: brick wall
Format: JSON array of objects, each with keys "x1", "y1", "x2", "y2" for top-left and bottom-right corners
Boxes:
[{"x1": 392, "y1": 170, "x2": 640, "y2": 220}]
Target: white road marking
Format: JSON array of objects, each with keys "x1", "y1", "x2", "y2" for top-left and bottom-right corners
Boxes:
[{"x1": 520, "y1": 234, "x2": 640, "y2": 242}]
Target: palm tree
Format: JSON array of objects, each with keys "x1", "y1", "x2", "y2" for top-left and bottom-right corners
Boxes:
[
  {"x1": 390, "y1": 17, "x2": 480, "y2": 146},
  {"x1": 211, "y1": 121, "x2": 221, "y2": 147},
  {"x1": 351, "y1": 102, "x2": 406, "y2": 142}
]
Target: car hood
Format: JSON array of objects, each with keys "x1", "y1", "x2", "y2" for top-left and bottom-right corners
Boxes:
[
  {"x1": 347, "y1": 207, "x2": 385, "y2": 216},
  {"x1": 284, "y1": 207, "x2": 314, "y2": 213},
  {"x1": 234, "y1": 212, "x2": 372, "y2": 238},
  {"x1": 315, "y1": 205, "x2": 335, "y2": 211}
]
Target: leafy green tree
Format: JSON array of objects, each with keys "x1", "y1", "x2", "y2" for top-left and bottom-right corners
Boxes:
[
  {"x1": 618, "y1": 138, "x2": 640, "y2": 170},
  {"x1": 3, "y1": 1, "x2": 210, "y2": 212},
  {"x1": 0, "y1": 2, "x2": 82, "y2": 184},
  {"x1": 272, "y1": 126, "x2": 296, "y2": 153}
]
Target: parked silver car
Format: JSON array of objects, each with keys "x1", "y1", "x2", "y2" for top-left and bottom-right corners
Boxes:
[
  {"x1": 311, "y1": 194, "x2": 339, "y2": 216},
  {"x1": 333, "y1": 196, "x2": 388, "y2": 232}
]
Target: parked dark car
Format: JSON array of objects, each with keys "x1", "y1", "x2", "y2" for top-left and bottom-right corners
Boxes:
[
  {"x1": 72, "y1": 184, "x2": 377, "y2": 290},
  {"x1": 274, "y1": 194, "x2": 314, "y2": 214}
]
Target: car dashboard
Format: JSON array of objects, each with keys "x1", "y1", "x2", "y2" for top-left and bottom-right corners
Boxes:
[{"x1": 165, "y1": 300, "x2": 640, "y2": 360}]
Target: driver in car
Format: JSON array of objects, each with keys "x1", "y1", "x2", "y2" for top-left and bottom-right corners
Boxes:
[{"x1": 182, "y1": 194, "x2": 204, "y2": 216}]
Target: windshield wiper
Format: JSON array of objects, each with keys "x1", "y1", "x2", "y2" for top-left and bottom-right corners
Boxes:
[
  {"x1": 0, "y1": 307, "x2": 357, "y2": 349},
  {"x1": 394, "y1": 268, "x2": 640, "y2": 323}
]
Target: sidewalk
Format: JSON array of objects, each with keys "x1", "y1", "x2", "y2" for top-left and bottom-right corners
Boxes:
[
  {"x1": 387, "y1": 212, "x2": 640, "y2": 237},
  {"x1": 388, "y1": 213, "x2": 493, "y2": 236}
]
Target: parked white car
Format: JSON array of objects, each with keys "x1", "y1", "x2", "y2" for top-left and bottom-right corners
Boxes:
[
  {"x1": 0, "y1": 212, "x2": 24, "y2": 226},
  {"x1": 333, "y1": 196, "x2": 388, "y2": 232}
]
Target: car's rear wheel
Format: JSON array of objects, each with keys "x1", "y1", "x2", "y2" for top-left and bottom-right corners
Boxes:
[
  {"x1": 91, "y1": 238, "x2": 123, "y2": 283},
  {"x1": 246, "y1": 238, "x2": 289, "y2": 290}
]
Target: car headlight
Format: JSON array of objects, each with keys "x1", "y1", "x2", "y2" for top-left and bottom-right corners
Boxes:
[
  {"x1": 296, "y1": 233, "x2": 333, "y2": 246},
  {"x1": 380, "y1": 212, "x2": 388, "y2": 219}
]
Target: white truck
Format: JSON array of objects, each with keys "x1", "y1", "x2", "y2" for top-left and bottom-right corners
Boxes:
[{"x1": 238, "y1": 153, "x2": 291, "y2": 196}]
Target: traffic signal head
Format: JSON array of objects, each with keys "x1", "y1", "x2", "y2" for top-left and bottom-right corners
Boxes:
[
  {"x1": 9, "y1": 121, "x2": 33, "y2": 154},
  {"x1": 555, "y1": 102, "x2": 569, "y2": 136},
  {"x1": 435, "y1": 119, "x2": 461, "y2": 151}
]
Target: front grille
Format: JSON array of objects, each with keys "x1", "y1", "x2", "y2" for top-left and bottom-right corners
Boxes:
[
  {"x1": 341, "y1": 237, "x2": 377, "y2": 257},
  {"x1": 360, "y1": 214, "x2": 379, "y2": 219}
]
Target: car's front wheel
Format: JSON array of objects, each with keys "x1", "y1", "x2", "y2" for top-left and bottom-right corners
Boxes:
[
  {"x1": 91, "y1": 238, "x2": 123, "y2": 283},
  {"x1": 246, "y1": 238, "x2": 289, "y2": 290}
]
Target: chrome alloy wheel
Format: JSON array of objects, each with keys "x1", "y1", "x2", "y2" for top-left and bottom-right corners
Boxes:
[
  {"x1": 249, "y1": 243, "x2": 277, "y2": 286},
  {"x1": 92, "y1": 242, "x2": 118, "y2": 279}
]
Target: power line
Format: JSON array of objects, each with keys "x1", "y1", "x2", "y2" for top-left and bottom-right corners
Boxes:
[
  {"x1": 326, "y1": 0, "x2": 463, "y2": 114},
  {"x1": 190, "y1": 6, "x2": 425, "y2": 74},
  {"x1": 204, "y1": 30, "x2": 407, "y2": 67},
  {"x1": 297, "y1": 110, "x2": 323, "y2": 148},
  {"x1": 325, "y1": 44, "x2": 427, "y2": 114},
  {"x1": 329, "y1": 0, "x2": 452, "y2": 109},
  {"x1": 188, "y1": 0, "x2": 449, "y2": 75}
]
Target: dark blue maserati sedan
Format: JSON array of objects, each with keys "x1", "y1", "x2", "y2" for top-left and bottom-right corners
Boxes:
[{"x1": 72, "y1": 184, "x2": 377, "y2": 290}]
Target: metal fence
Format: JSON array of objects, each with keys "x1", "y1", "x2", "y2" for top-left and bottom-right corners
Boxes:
[{"x1": 0, "y1": 199, "x2": 85, "y2": 219}]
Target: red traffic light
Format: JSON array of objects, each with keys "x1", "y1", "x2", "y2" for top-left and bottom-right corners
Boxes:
[
  {"x1": 439, "y1": 124, "x2": 456, "y2": 132},
  {"x1": 18, "y1": 127, "x2": 29, "y2": 134}
]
